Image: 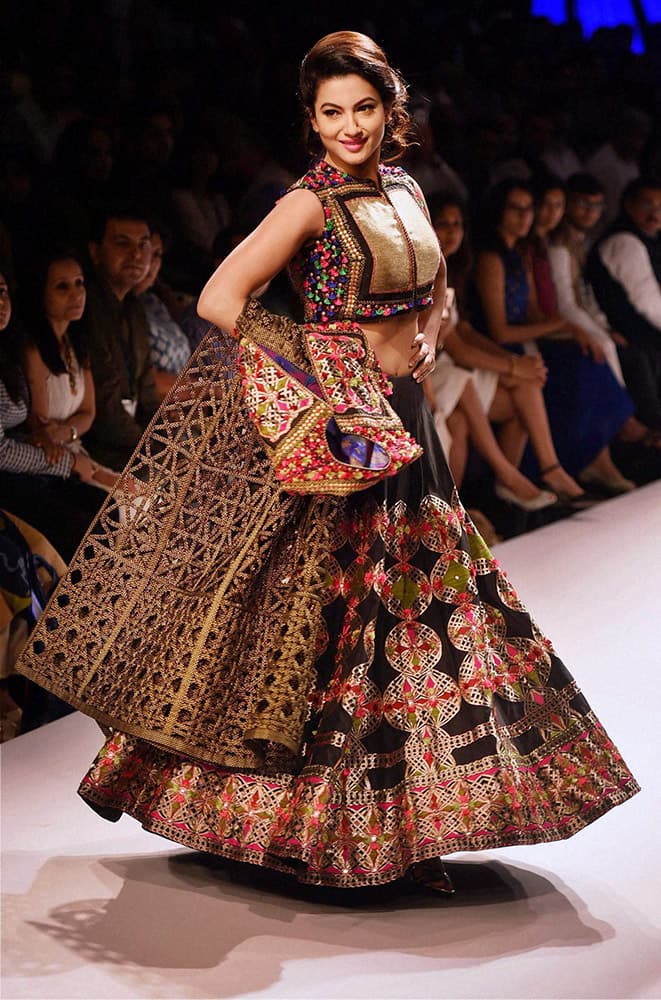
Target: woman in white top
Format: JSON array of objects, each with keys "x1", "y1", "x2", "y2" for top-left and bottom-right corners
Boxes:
[{"x1": 21, "y1": 251, "x2": 119, "y2": 492}]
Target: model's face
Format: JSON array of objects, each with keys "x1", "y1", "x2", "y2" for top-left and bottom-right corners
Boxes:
[
  {"x1": 433, "y1": 203, "x2": 464, "y2": 257},
  {"x1": 90, "y1": 218, "x2": 152, "y2": 297},
  {"x1": 310, "y1": 74, "x2": 388, "y2": 180},
  {"x1": 0, "y1": 273, "x2": 11, "y2": 331},
  {"x1": 566, "y1": 191, "x2": 605, "y2": 233},
  {"x1": 626, "y1": 188, "x2": 661, "y2": 238},
  {"x1": 499, "y1": 188, "x2": 535, "y2": 240},
  {"x1": 536, "y1": 188, "x2": 565, "y2": 235},
  {"x1": 45, "y1": 259, "x2": 86, "y2": 326}
]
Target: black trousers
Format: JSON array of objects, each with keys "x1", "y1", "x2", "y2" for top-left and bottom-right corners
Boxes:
[{"x1": 618, "y1": 341, "x2": 661, "y2": 429}]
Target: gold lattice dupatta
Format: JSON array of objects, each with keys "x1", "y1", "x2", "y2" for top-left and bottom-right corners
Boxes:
[
  {"x1": 17, "y1": 326, "x2": 340, "y2": 766},
  {"x1": 235, "y1": 299, "x2": 422, "y2": 496}
]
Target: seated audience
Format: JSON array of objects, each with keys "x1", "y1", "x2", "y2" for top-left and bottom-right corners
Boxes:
[
  {"x1": 0, "y1": 509, "x2": 70, "y2": 741},
  {"x1": 428, "y1": 194, "x2": 564, "y2": 511},
  {"x1": 21, "y1": 249, "x2": 118, "y2": 490},
  {"x1": 545, "y1": 174, "x2": 625, "y2": 383},
  {"x1": 84, "y1": 206, "x2": 161, "y2": 470},
  {"x1": 0, "y1": 270, "x2": 106, "y2": 559},
  {"x1": 134, "y1": 226, "x2": 191, "y2": 399},
  {"x1": 588, "y1": 178, "x2": 661, "y2": 431},
  {"x1": 473, "y1": 179, "x2": 635, "y2": 499},
  {"x1": 584, "y1": 108, "x2": 651, "y2": 237}
]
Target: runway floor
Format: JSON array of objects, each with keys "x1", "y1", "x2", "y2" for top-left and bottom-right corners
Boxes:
[{"x1": 2, "y1": 483, "x2": 660, "y2": 1000}]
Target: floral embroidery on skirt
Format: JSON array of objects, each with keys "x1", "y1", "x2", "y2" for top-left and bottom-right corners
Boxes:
[{"x1": 79, "y1": 375, "x2": 639, "y2": 887}]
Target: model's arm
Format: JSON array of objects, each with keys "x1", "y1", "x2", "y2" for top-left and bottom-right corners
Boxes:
[
  {"x1": 475, "y1": 251, "x2": 566, "y2": 345},
  {"x1": 197, "y1": 189, "x2": 325, "y2": 332}
]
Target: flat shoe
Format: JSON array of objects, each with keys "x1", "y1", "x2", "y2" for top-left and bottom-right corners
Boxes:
[
  {"x1": 578, "y1": 471, "x2": 636, "y2": 496},
  {"x1": 550, "y1": 489, "x2": 600, "y2": 510},
  {"x1": 494, "y1": 482, "x2": 557, "y2": 511}
]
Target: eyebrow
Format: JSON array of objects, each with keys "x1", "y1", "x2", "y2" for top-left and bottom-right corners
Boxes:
[{"x1": 319, "y1": 97, "x2": 378, "y2": 109}]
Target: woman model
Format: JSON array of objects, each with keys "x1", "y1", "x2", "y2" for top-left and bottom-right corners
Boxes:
[{"x1": 19, "y1": 33, "x2": 638, "y2": 893}]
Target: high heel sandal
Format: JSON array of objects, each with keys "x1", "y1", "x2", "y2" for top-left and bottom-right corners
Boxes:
[
  {"x1": 408, "y1": 858, "x2": 455, "y2": 895},
  {"x1": 538, "y1": 463, "x2": 597, "y2": 510}
]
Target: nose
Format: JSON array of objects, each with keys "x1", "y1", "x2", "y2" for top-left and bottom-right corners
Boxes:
[{"x1": 344, "y1": 113, "x2": 363, "y2": 136}]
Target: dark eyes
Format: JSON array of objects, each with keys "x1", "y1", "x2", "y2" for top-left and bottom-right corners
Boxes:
[{"x1": 322, "y1": 104, "x2": 377, "y2": 117}]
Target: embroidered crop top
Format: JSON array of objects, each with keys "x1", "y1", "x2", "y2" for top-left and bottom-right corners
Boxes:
[{"x1": 288, "y1": 159, "x2": 442, "y2": 324}]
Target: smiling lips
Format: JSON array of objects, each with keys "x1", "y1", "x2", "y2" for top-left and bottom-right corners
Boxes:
[{"x1": 341, "y1": 138, "x2": 367, "y2": 152}]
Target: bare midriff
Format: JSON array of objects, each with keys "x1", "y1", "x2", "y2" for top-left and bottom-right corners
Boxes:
[{"x1": 359, "y1": 312, "x2": 422, "y2": 377}]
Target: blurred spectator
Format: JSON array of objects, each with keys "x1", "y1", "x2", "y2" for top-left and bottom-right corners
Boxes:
[
  {"x1": 585, "y1": 108, "x2": 651, "y2": 237},
  {"x1": 0, "y1": 271, "x2": 106, "y2": 559},
  {"x1": 171, "y1": 133, "x2": 231, "y2": 255},
  {"x1": 529, "y1": 175, "x2": 566, "y2": 317},
  {"x1": 134, "y1": 226, "x2": 191, "y2": 399},
  {"x1": 114, "y1": 108, "x2": 178, "y2": 232},
  {"x1": 539, "y1": 113, "x2": 582, "y2": 181},
  {"x1": 588, "y1": 178, "x2": 661, "y2": 431},
  {"x1": 545, "y1": 173, "x2": 625, "y2": 384},
  {"x1": 20, "y1": 249, "x2": 119, "y2": 490},
  {"x1": 46, "y1": 119, "x2": 115, "y2": 254},
  {"x1": 401, "y1": 103, "x2": 468, "y2": 202},
  {"x1": 84, "y1": 207, "x2": 160, "y2": 470},
  {"x1": 0, "y1": 60, "x2": 81, "y2": 164}
]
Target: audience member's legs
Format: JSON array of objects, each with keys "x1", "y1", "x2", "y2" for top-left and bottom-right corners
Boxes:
[
  {"x1": 489, "y1": 387, "x2": 528, "y2": 468},
  {"x1": 502, "y1": 381, "x2": 586, "y2": 498},
  {"x1": 455, "y1": 380, "x2": 543, "y2": 500},
  {"x1": 618, "y1": 344, "x2": 661, "y2": 429}
]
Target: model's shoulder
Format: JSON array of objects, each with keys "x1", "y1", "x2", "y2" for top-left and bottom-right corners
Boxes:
[
  {"x1": 379, "y1": 163, "x2": 409, "y2": 183},
  {"x1": 288, "y1": 159, "x2": 349, "y2": 195},
  {"x1": 380, "y1": 165, "x2": 428, "y2": 208}
]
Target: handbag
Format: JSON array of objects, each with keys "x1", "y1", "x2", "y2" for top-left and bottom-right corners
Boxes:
[{"x1": 235, "y1": 300, "x2": 422, "y2": 496}]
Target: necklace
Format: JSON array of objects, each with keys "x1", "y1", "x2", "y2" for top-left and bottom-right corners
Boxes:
[{"x1": 61, "y1": 333, "x2": 78, "y2": 394}]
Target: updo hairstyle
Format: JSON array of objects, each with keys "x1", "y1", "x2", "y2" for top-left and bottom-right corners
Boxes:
[{"x1": 299, "y1": 31, "x2": 413, "y2": 162}]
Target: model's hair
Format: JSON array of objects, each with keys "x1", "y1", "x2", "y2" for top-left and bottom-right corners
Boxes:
[
  {"x1": 19, "y1": 249, "x2": 90, "y2": 376},
  {"x1": 299, "y1": 31, "x2": 413, "y2": 163}
]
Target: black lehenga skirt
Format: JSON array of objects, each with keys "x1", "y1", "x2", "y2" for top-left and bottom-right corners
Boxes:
[{"x1": 57, "y1": 371, "x2": 637, "y2": 887}]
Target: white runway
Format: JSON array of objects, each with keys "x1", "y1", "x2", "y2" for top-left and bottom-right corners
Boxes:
[{"x1": 2, "y1": 483, "x2": 661, "y2": 1000}]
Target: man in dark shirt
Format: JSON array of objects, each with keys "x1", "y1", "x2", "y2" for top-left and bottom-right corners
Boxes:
[
  {"x1": 85, "y1": 207, "x2": 161, "y2": 469},
  {"x1": 588, "y1": 179, "x2": 661, "y2": 429}
]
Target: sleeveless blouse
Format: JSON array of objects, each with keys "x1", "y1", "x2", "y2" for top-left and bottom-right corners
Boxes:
[
  {"x1": 46, "y1": 357, "x2": 85, "y2": 423},
  {"x1": 501, "y1": 245, "x2": 529, "y2": 324},
  {"x1": 288, "y1": 159, "x2": 441, "y2": 324}
]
